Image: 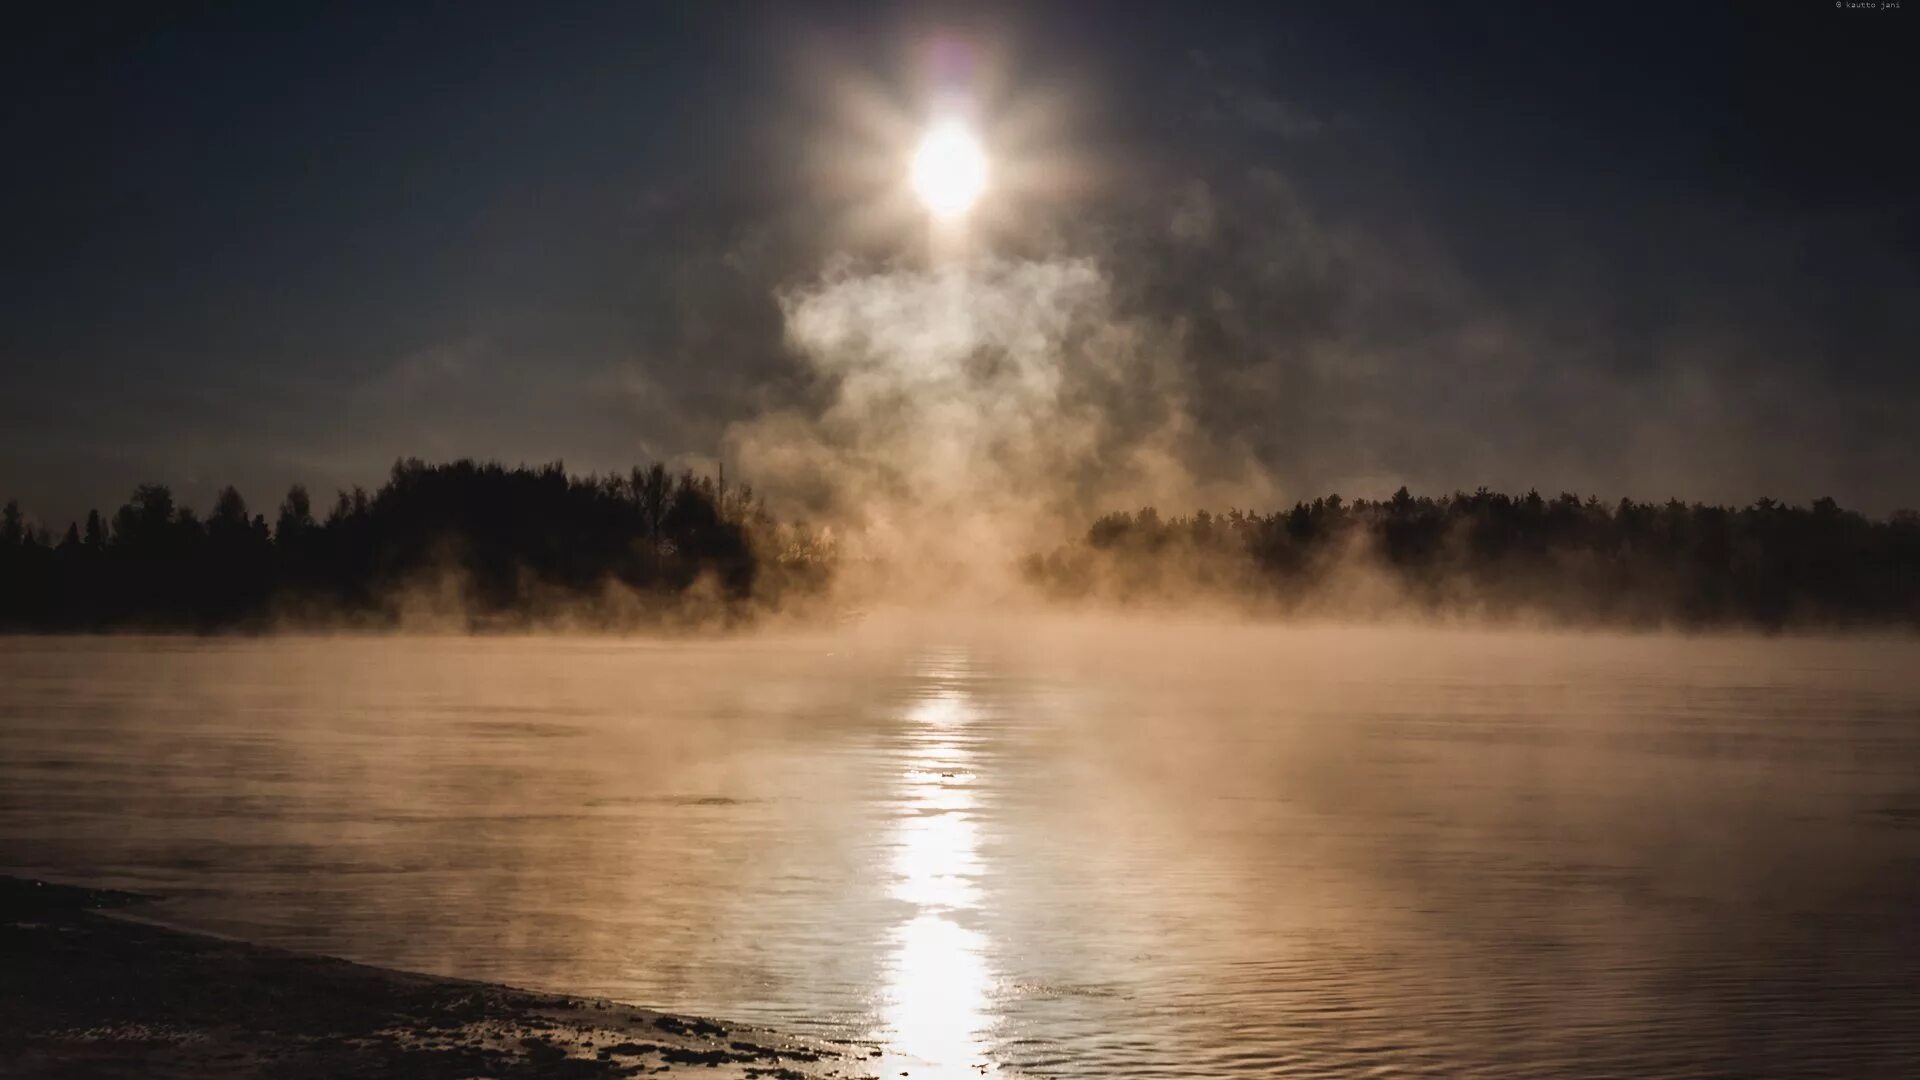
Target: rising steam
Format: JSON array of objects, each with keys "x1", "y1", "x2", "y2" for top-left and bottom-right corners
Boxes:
[{"x1": 726, "y1": 255, "x2": 1230, "y2": 600}]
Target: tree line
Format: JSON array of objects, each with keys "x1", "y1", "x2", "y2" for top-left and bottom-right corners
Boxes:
[
  {"x1": 0, "y1": 458, "x2": 835, "y2": 630},
  {"x1": 7, "y1": 471, "x2": 1919, "y2": 630},
  {"x1": 1025, "y1": 488, "x2": 1920, "y2": 628}
]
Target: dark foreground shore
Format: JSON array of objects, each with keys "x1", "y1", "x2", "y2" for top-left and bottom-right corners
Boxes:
[{"x1": 0, "y1": 876, "x2": 875, "y2": 1079}]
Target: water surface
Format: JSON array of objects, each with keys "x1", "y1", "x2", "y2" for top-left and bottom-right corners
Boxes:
[{"x1": 4, "y1": 620, "x2": 1918, "y2": 1077}]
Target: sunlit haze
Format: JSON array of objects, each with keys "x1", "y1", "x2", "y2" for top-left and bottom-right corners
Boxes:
[
  {"x1": 910, "y1": 120, "x2": 989, "y2": 220},
  {"x1": 2, "y1": 6, "x2": 1917, "y2": 1080}
]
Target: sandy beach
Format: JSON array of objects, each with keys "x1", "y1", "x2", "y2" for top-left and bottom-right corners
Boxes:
[{"x1": 0, "y1": 876, "x2": 878, "y2": 1079}]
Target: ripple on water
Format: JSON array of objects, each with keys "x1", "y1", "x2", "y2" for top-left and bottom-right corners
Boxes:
[{"x1": 2, "y1": 629, "x2": 1919, "y2": 1077}]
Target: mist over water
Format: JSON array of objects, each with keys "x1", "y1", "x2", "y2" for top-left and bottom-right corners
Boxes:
[
  {"x1": 726, "y1": 255, "x2": 1270, "y2": 601},
  {"x1": 4, "y1": 242, "x2": 1916, "y2": 1080},
  {"x1": 5, "y1": 619, "x2": 1918, "y2": 1077},
  {"x1": 4, "y1": 9, "x2": 1916, "y2": 1079}
]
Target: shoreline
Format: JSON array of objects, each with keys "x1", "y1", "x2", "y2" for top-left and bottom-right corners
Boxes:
[{"x1": 0, "y1": 875, "x2": 877, "y2": 1078}]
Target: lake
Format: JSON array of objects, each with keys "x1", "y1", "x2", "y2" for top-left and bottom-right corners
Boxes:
[{"x1": 3, "y1": 618, "x2": 1918, "y2": 1077}]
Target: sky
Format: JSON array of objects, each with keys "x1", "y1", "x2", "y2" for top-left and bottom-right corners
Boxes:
[{"x1": 2, "y1": 1, "x2": 1916, "y2": 532}]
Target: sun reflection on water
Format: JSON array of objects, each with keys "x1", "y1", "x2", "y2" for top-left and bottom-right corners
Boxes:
[{"x1": 880, "y1": 654, "x2": 997, "y2": 1077}]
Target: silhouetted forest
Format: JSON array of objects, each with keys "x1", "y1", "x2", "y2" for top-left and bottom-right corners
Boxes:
[
  {"x1": 0, "y1": 459, "x2": 834, "y2": 631},
  {"x1": 6, "y1": 473, "x2": 1920, "y2": 630},
  {"x1": 1026, "y1": 489, "x2": 1920, "y2": 628}
]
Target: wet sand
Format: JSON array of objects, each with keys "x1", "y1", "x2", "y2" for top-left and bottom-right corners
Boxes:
[{"x1": 0, "y1": 876, "x2": 879, "y2": 1079}]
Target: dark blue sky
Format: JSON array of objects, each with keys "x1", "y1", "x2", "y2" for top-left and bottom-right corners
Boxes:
[{"x1": 3, "y1": 1, "x2": 1915, "y2": 528}]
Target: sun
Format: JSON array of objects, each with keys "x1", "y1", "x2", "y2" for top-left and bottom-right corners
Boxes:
[{"x1": 910, "y1": 121, "x2": 988, "y2": 220}]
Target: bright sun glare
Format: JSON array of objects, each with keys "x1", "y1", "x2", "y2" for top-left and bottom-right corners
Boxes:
[{"x1": 910, "y1": 121, "x2": 987, "y2": 220}]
